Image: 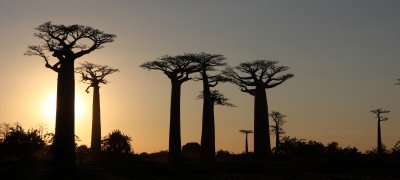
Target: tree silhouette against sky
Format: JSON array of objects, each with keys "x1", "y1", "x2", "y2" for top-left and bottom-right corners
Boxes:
[
  {"x1": 269, "y1": 111, "x2": 287, "y2": 154},
  {"x1": 188, "y1": 52, "x2": 227, "y2": 162},
  {"x1": 224, "y1": 60, "x2": 294, "y2": 160},
  {"x1": 140, "y1": 55, "x2": 198, "y2": 162},
  {"x1": 75, "y1": 62, "x2": 119, "y2": 153},
  {"x1": 370, "y1": 108, "x2": 390, "y2": 156},
  {"x1": 197, "y1": 89, "x2": 234, "y2": 161},
  {"x1": 25, "y1": 22, "x2": 116, "y2": 165},
  {"x1": 239, "y1": 129, "x2": 253, "y2": 157}
]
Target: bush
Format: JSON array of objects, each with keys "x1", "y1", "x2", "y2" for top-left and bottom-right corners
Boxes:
[
  {"x1": 101, "y1": 129, "x2": 132, "y2": 154},
  {"x1": 182, "y1": 142, "x2": 200, "y2": 160},
  {"x1": 0, "y1": 124, "x2": 46, "y2": 161}
]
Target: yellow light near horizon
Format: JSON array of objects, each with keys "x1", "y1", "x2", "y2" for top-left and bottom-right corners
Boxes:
[{"x1": 41, "y1": 90, "x2": 86, "y2": 123}]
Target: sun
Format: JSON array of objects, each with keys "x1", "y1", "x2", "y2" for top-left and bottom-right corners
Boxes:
[{"x1": 41, "y1": 90, "x2": 86, "y2": 122}]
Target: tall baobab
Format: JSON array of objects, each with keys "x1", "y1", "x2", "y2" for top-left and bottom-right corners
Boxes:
[
  {"x1": 269, "y1": 111, "x2": 286, "y2": 154},
  {"x1": 187, "y1": 52, "x2": 227, "y2": 162},
  {"x1": 370, "y1": 108, "x2": 390, "y2": 155},
  {"x1": 75, "y1": 62, "x2": 119, "y2": 153},
  {"x1": 197, "y1": 89, "x2": 234, "y2": 161},
  {"x1": 140, "y1": 55, "x2": 198, "y2": 162},
  {"x1": 224, "y1": 60, "x2": 294, "y2": 160},
  {"x1": 25, "y1": 22, "x2": 116, "y2": 164},
  {"x1": 239, "y1": 130, "x2": 253, "y2": 157}
]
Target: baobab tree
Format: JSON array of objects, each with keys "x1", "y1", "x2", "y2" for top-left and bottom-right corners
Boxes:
[
  {"x1": 371, "y1": 108, "x2": 390, "y2": 155},
  {"x1": 197, "y1": 89, "x2": 234, "y2": 161},
  {"x1": 25, "y1": 22, "x2": 116, "y2": 164},
  {"x1": 140, "y1": 55, "x2": 198, "y2": 162},
  {"x1": 75, "y1": 62, "x2": 119, "y2": 153},
  {"x1": 224, "y1": 60, "x2": 294, "y2": 160},
  {"x1": 187, "y1": 52, "x2": 227, "y2": 162},
  {"x1": 269, "y1": 111, "x2": 287, "y2": 154},
  {"x1": 239, "y1": 130, "x2": 253, "y2": 157}
]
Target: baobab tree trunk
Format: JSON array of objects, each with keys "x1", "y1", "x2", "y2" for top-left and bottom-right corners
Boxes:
[
  {"x1": 275, "y1": 128, "x2": 280, "y2": 154},
  {"x1": 245, "y1": 133, "x2": 249, "y2": 155},
  {"x1": 54, "y1": 60, "x2": 75, "y2": 165},
  {"x1": 200, "y1": 77, "x2": 216, "y2": 162},
  {"x1": 377, "y1": 120, "x2": 382, "y2": 155},
  {"x1": 169, "y1": 80, "x2": 182, "y2": 162},
  {"x1": 91, "y1": 85, "x2": 101, "y2": 153},
  {"x1": 253, "y1": 85, "x2": 272, "y2": 160}
]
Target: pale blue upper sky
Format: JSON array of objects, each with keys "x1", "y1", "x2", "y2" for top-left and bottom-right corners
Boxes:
[{"x1": 0, "y1": 0, "x2": 399, "y2": 153}]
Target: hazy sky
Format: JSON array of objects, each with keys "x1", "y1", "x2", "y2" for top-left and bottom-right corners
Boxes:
[{"x1": 0, "y1": 0, "x2": 399, "y2": 153}]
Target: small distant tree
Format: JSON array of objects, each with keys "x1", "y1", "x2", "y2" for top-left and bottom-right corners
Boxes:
[
  {"x1": 224, "y1": 60, "x2": 294, "y2": 160},
  {"x1": 75, "y1": 62, "x2": 119, "y2": 153},
  {"x1": 140, "y1": 55, "x2": 198, "y2": 162},
  {"x1": 391, "y1": 140, "x2": 400, "y2": 156},
  {"x1": 239, "y1": 130, "x2": 253, "y2": 157},
  {"x1": 396, "y1": 79, "x2": 400, "y2": 85},
  {"x1": 269, "y1": 111, "x2": 287, "y2": 154},
  {"x1": 101, "y1": 130, "x2": 132, "y2": 154},
  {"x1": 370, "y1": 108, "x2": 390, "y2": 156},
  {"x1": 0, "y1": 123, "x2": 11, "y2": 142}
]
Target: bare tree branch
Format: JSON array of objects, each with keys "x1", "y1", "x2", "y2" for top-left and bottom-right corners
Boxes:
[
  {"x1": 75, "y1": 62, "x2": 119, "y2": 93},
  {"x1": 140, "y1": 54, "x2": 198, "y2": 83},
  {"x1": 223, "y1": 60, "x2": 294, "y2": 93}
]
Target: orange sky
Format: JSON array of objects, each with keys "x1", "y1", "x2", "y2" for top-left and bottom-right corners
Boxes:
[{"x1": 0, "y1": 0, "x2": 399, "y2": 153}]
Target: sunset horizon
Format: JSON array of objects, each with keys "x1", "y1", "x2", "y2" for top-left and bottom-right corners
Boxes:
[{"x1": 1, "y1": 0, "x2": 399, "y2": 160}]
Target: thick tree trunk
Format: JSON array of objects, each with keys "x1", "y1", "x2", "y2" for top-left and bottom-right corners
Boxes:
[
  {"x1": 200, "y1": 76, "x2": 216, "y2": 162},
  {"x1": 377, "y1": 120, "x2": 382, "y2": 155},
  {"x1": 91, "y1": 85, "x2": 101, "y2": 153},
  {"x1": 169, "y1": 80, "x2": 182, "y2": 162},
  {"x1": 54, "y1": 59, "x2": 75, "y2": 165},
  {"x1": 253, "y1": 85, "x2": 272, "y2": 160}
]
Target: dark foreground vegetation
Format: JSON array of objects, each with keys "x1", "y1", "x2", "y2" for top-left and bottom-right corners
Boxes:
[{"x1": 1, "y1": 124, "x2": 399, "y2": 179}]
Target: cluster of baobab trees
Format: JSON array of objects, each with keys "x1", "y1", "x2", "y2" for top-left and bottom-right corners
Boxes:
[
  {"x1": 25, "y1": 22, "x2": 118, "y2": 166},
  {"x1": 25, "y1": 22, "x2": 295, "y2": 165},
  {"x1": 141, "y1": 53, "x2": 294, "y2": 162},
  {"x1": 23, "y1": 21, "x2": 400, "y2": 167}
]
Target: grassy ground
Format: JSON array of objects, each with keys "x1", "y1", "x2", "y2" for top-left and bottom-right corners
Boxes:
[{"x1": 1, "y1": 157, "x2": 399, "y2": 180}]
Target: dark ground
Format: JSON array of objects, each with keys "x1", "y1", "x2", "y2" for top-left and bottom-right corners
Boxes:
[{"x1": 1, "y1": 157, "x2": 399, "y2": 180}]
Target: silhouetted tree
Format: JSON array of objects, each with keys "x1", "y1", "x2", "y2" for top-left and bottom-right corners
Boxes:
[
  {"x1": 239, "y1": 130, "x2": 253, "y2": 157},
  {"x1": 101, "y1": 130, "x2": 132, "y2": 154},
  {"x1": 224, "y1": 60, "x2": 294, "y2": 160},
  {"x1": 25, "y1": 22, "x2": 116, "y2": 164},
  {"x1": 370, "y1": 108, "x2": 390, "y2": 156},
  {"x1": 396, "y1": 79, "x2": 400, "y2": 85},
  {"x1": 0, "y1": 123, "x2": 11, "y2": 142},
  {"x1": 269, "y1": 111, "x2": 287, "y2": 154},
  {"x1": 75, "y1": 62, "x2": 119, "y2": 153},
  {"x1": 140, "y1": 55, "x2": 198, "y2": 162},
  {"x1": 197, "y1": 89, "x2": 234, "y2": 161},
  {"x1": 1, "y1": 124, "x2": 45, "y2": 160},
  {"x1": 188, "y1": 52, "x2": 227, "y2": 162},
  {"x1": 391, "y1": 140, "x2": 400, "y2": 157},
  {"x1": 182, "y1": 142, "x2": 201, "y2": 160}
]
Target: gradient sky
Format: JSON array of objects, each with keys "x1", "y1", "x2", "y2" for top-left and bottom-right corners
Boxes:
[{"x1": 0, "y1": 0, "x2": 399, "y2": 153}]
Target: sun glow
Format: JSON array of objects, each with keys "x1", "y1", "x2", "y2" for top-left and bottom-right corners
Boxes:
[{"x1": 41, "y1": 90, "x2": 86, "y2": 123}]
